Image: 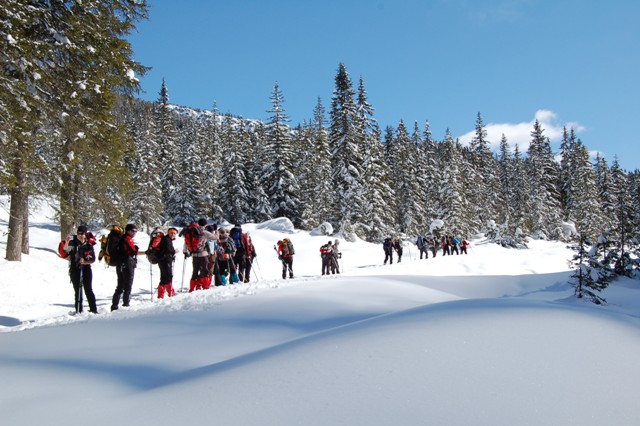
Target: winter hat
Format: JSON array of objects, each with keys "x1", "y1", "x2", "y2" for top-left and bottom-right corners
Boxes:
[
  {"x1": 125, "y1": 223, "x2": 137, "y2": 232},
  {"x1": 198, "y1": 218, "x2": 208, "y2": 227},
  {"x1": 77, "y1": 225, "x2": 88, "y2": 234}
]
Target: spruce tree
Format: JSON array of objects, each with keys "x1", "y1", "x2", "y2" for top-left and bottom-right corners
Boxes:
[
  {"x1": 329, "y1": 63, "x2": 367, "y2": 238},
  {"x1": 526, "y1": 120, "x2": 562, "y2": 239},
  {"x1": 154, "y1": 80, "x2": 181, "y2": 223},
  {"x1": 262, "y1": 82, "x2": 301, "y2": 225},
  {"x1": 610, "y1": 159, "x2": 634, "y2": 275},
  {"x1": 436, "y1": 129, "x2": 466, "y2": 236},
  {"x1": 468, "y1": 112, "x2": 499, "y2": 233}
]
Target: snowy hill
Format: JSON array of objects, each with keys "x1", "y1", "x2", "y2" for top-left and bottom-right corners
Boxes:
[{"x1": 1, "y1": 197, "x2": 640, "y2": 425}]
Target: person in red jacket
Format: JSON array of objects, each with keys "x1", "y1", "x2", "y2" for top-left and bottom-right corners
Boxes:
[
  {"x1": 276, "y1": 238, "x2": 294, "y2": 279},
  {"x1": 111, "y1": 223, "x2": 145, "y2": 311}
]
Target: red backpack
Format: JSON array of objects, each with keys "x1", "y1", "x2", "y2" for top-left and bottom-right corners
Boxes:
[
  {"x1": 146, "y1": 229, "x2": 164, "y2": 264},
  {"x1": 241, "y1": 233, "x2": 254, "y2": 256},
  {"x1": 183, "y1": 223, "x2": 204, "y2": 253}
]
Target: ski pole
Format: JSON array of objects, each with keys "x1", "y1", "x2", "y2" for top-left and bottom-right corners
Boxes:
[
  {"x1": 78, "y1": 267, "x2": 83, "y2": 313},
  {"x1": 149, "y1": 263, "x2": 153, "y2": 302},
  {"x1": 254, "y1": 257, "x2": 263, "y2": 281},
  {"x1": 180, "y1": 256, "x2": 186, "y2": 293}
]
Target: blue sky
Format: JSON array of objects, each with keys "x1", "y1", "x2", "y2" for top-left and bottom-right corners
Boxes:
[{"x1": 128, "y1": 0, "x2": 639, "y2": 170}]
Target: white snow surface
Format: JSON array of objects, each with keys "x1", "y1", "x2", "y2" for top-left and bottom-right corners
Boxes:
[{"x1": 1, "y1": 197, "x2": 640, "y2": 425}]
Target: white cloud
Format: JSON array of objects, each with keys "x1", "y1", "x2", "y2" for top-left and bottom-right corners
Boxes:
[{"x1": 457, "y1": 109, "x2": 585, "y2": 153}]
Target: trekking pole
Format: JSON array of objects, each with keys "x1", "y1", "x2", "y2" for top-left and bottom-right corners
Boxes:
[
  {"x1": 254, "y1": 257, "x2": 263, "y2": 281},
  {"x1": 77, "y1": 267, "x2": 83, "y2": 314},
  {"x1": 180, "y1": 256, "x2": 186, "y2": 293},
  {"x1": 149, "y1": 263, "x2": 153, "y2": 302}
]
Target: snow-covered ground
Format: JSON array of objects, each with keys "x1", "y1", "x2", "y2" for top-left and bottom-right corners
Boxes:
[{"x1": 1, "y1": 196, "x2": 640, "y2": 425}]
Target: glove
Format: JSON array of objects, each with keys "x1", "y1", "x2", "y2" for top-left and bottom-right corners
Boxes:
[
  {"x1": 184, "y1": 251, "x2": 192, "y2": 258},
  {"x1": 278, "y1": 255, "x2": 283, "y2": 261}
]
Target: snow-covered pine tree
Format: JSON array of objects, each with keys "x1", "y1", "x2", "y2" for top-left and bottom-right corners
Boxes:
[
  {"x1": 569, "y1": 235, "x2": 609, "y2": 304},
  {"x1": 496, "y1": 134, "x2": 514, "y2": 242},
  {"x1": 2, "y1": 0, "x2": 148, "y2": 260},
  {"x1": 594, "y1": 154, "x2": 616, "y2": 234},
  {"x1": 329, "y1": 63, "x2": 368, "y2": 236},
  {"x1": 421, "y1": 120, "x2": 439, "y2": 224},
  {"x1": 247, "y1": 122, "x2": 272, "y2": 223},
  {"x1": 202, "y1": 102, "x2": 223, "y2": 221},
  {"x1": 610, "y1": 159, "x2": 634, "y2": 276},
  {"x1": 436, "y1": 129, "x2": 466, "y2": 237},
  {"x1": 121, "y1": 97, "x2": 163, "y2": 231},
  {"x1": 219, "y1": 115, "x2": 251, "y2": 224},
  {"x1": 306, "y1": 98, "x2": 334, "y2": 227},
  {"x1": 355, "y1": 77, "x2": 394, "y2": 240},
  {"x1": 170, "y1": 116, "x2": 202, "y2": 225},
  {"x1": 567, "y1": 139, "x2": 603, "y2": 240},
  {"x1": 360, "y1": 123, "x2": 395, "y2": 241},
  {"x1": 526, "y1": 120, "x2": 563, "y2": 239},
  {"x1": 410, "y1": 121, "x2": 429, "y2": 233},
  {"x1": 262, "y1": 82, "x2": 301, "y2": 226},
  {"x1": 468, "y1": 112, "x2": 499, "y2": 235},
  {"x1": 391, "y1": 120, "x2": 423, "y2": 234},
  {"x1": 154, "y1": 80, "x2": 181, "y2": 223}
]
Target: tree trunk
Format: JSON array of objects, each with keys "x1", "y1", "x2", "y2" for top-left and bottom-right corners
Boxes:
[
  {"x1": 6, "y1": 187, "x2": 27, "y2": 261},
  {"x1": 5, "y1": 130, "x2": 30, "y2": 261},
  {"x1": 21, "y1": 198, "x2": 29, "y2": 255}
]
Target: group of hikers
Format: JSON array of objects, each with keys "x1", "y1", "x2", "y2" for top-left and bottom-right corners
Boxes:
[
  {"x1": 58, "y1": 219, "x2": 262, "y2": 314},
  {"x1": 58, "y1": 219, "x2": 470, "y2": 315},
  {"x1": 382, "y1": 235, "x2": 470, "y2": 264},
  {"x1": 319, "y1": 239, "x2": 342, "y2": 275}
]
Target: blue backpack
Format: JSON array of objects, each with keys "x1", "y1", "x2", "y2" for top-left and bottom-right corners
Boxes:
[{"x1": 230, "y1": 226, "x2": 243, "y2": 252}]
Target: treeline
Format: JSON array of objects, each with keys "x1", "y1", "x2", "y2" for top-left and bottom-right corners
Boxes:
[{"x1": 119, "y1": 66, "x2": 640, "y2": 247}]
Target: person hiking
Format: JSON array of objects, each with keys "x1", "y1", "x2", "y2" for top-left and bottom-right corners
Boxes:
[
  {"x1": 416, "y1": 235, "x2": 428, "y2": 259},
  {"x1": 238, "y1": 232, "x2": 257, "y2": 283},
  {"x1": 450, "y1": 236, "x2": 460, "y2": 255},
  {"x1": 276, "y1": 238, "x2": 294, "y2": 279},
  {"x1": 320, "y1": 240, "x2": 334, "y2": 275},
  {"x1": 429, "y1": 237, "x2": 438, "y2": 258},
  {"x1": 157, "y1": 227, "x2": 179, "y2": 299},
  {"x1": 62, "y1": 225, "x2": 98, "y2": 314},
  {"x1": 383, "y1": 237, "x2": 394, "y2": 265},
  {"x1": 460, "y1": 238, "x2": 469, "y2": 255},
  {"x1": 332, "y1": 239, "x2": 342, "y2": 274},
  {"x1": 441, "y1": 236, "x2": 450, "y2": 256},
  {"x1": 212, "y1": 227, "x2": 238, "y2": 286},
  {"x1": 182, "y1": 218, "x2": 217, "y2": 292},
  {"x1": 111, "y1": 223, "x2": 145, "y2": 311},
  {"x1": 229, "y1": 224, "x2": 245, "y2": 281},
  {"x1": 393, "y1": 238, "x2": 404, "y2": 263}
]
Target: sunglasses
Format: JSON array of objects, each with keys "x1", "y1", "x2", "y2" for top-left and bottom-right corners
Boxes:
[{"x1": 130, "y1": 229, "x2": 138, "y2": 233}]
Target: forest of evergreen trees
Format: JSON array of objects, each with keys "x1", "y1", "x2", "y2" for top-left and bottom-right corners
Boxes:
[{"x1": 1, "y1": 1, "x2": 639, "y2": 300}]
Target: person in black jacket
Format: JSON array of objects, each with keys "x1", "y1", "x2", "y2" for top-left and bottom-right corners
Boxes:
[
  {"x1": 157, "y1": 227, "x2": 179, "y2": 299},
  {"x1": 111, "y1": 223, "x2": 145, "y2": 311},
  {"x1": 383, "y1": 237, "x2": 394, "y2": 265},
  {"x1": 62, "y1": 225, "x2": 97, "y2": 314}
]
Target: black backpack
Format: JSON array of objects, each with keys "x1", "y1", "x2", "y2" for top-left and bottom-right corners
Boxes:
[
  {"x1": 146, "y1": 228, "x2": 164, "y2": 264},
  {"x1": 99, "y1": 225, "x2": 124, "y2": 266}
]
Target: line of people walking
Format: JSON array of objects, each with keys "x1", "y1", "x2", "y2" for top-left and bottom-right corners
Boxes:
[{"x1": 59, "y1": 221, "x2": 469, "y2": 314}]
